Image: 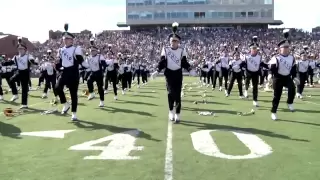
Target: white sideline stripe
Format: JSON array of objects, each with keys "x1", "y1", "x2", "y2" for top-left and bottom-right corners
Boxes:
[
  {"x1": 164, "y1": 120, "x2": 173, "y2": 180},
  {"x1": 0, "y1": 101, "x2": 48, "y2": 116}
]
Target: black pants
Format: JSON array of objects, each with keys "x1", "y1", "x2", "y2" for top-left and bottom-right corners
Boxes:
[
  {"x1": 120, "y1": 73, "x2": 127, "y2": 90},
  {"x1": 79, "y1": 71, "x2": 85, "y2": 83},
  {"x1": 212, "y1": 70, "x2": 222, "y2": 89},
  {"x1": 141, "y1": 71, "x2": 148, "y2": 83},
  {"x1": 0, "y1": 72, "x2": 18, "y2": 95},
  {"x1": 297, "y1": 72, "x2": 307, "y2": 94},
  {"x1": 245, "y1": 71, "x2": 259, "y2": 101},
  {"x1": 271, "y1": 75, "x2": 295, "y2": 113},
  {"x1": 105, "y1": 71, "x2": 117, "y2": 95},
  {"x1": 227, "y1": 71, "x2": 243, "y2": 96},
  {"x1": 207, "y1": 70, "x2": 213, "y2": 85},
  {"x1": 38, "y1": 72, "x2": 45, "y2": 86},
  {"x1": 200, "y1": 71, "x2": 206, "y2": 83},
  {"x1": 11, "y1": 70, "x2": 29, "y2": 105},
  {"x1": 165, "y1": 69, "x2": 183, "y2": 114},
  {"x1": 87, "y1": 71, "x2": 104, "y2": 101},
  {"x1": 260, "y1": 69, "x2": 268, "y2": 85},
  {"x1": 28, "y1": 78, "x2": 32, "y2": 87},
  {"x1": 134, "y1": 70, "x2": 141, "y2": 85},
  {"x1": 55, "y1": 67, "x2": 79, "y2": 112},
  {"x1": 306, "y1": 69, "x2": 314, "y2": 85},
  {"x1": 125, "y1": 72, "x2": 132, "y2": 89},
  {"x1": 221, "y1": 68, "x2": 229, "y2": 89},
  {"x1": 44, "y1": 74, "x2": 57, "y2": 96}
]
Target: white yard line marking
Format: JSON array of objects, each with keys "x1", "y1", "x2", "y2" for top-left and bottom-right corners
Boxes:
[
  {"x1": 303, "y1": 101, "x2": 320, "y2": 106},
  {"x1": 164, "y1": 120, "x2": 173, "y2": 180},
  {"x1": 0, "y1": 101, "x2": 48, "y2": 116}
]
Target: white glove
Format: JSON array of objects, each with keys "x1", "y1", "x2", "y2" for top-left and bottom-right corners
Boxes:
[
  {"x1": 1, "y1": 67, "x2": 6, "y2": 73},
  {"x1": 189, "y1": 69, "x2": 197, "y2": 76},
  {"x1": 267, "y1": 74, "x2": 272, "y2": 82},
  {"x1": 293, "y1": 77, "x2": 300, "y2": 85},
  {"x1": 151, "y1": 71, "x2": 158, "y2": 79}
]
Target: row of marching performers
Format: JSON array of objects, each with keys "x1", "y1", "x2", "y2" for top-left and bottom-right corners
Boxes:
[
  {"x1": 0, "y1": 49, "x2": 151, "y2": 107},
  {"x1": 36, "y1": 52, "x2": 151, "y2": 98},
  {"x1": 78, "y1": 53, "x2": 150, "y2": 95},
  {"x1": 198, "y1": 46, "x2": 319, "y2": 102},
  {"x1": 0, "y1": 28, "x2": 151, "y2": 121}
]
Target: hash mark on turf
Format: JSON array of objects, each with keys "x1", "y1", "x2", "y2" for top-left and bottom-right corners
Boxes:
[{"x1": 164, "y1": 120, "x2": 173, "y2": 180}]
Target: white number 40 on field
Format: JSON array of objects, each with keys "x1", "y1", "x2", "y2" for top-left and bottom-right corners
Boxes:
[{"x1": 67, "y1": 129, "x2": 272, "y2": 160}]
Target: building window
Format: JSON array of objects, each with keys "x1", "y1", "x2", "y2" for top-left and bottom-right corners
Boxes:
[
  {"x1": 154, "y1": 12, "x2": 165, "y2": 19},
  {"x1": 235, "y1": 11, "x2": 246, "y2": 18},
  {"x1": 194, "y1": 0, "x2": 206, "y2": 4},
  {"x1": 248, "y1": 11, "x2": 259, "y2": 18},
  {"x1": 224, "y1": 12, "x2": 233, "y2": 18},
  {"x1": 155, "y1": 0, "x2": 166, "y2": 5},
  {"x1": 194, "y1": 12, "x2": 205, "y2": 18},
  {"x1": 261, "y1": 9, "x2": 272, "y2": 17},
  {"x1": 264, "y1": 0, "x2": 272, "y2": 4},
  {"x1": 144, "y1": 0, "x2": 152, "y2": 5},
  {"x1": 140, "y1": 12, "x2": 153, "y2": 19},
  {"x1": 167, "y1": 0, "x2": 182, "y2": 5}
]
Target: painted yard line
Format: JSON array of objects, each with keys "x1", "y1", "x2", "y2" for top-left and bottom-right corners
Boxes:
[
  {"x1": 0, "y1": 100, "x2": 49, "y2": 116},
  {"x1": 303, "y1": 100, "x2": 320, "y2": 106},
  {"x1": 164, "y1": 120, "x2": 173, "y2": 180}
]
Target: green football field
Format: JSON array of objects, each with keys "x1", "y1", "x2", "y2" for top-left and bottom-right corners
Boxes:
[{"x1": 1, "y1": 77, "x2": 320, "y2": 180}]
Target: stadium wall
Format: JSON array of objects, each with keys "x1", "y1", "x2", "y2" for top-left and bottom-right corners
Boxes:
[{"x1": 0, "y1": 35, "x2": 36, "y2": 58}]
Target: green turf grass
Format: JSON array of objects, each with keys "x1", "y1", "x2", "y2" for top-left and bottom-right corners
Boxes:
[{"x1": 0, "y1": 77, "x2": 320, "y2": 180}]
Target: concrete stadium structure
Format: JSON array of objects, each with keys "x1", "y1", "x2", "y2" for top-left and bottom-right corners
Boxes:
[{"x1": 118, "y1": 0, "x2": 282, "y2": 29}]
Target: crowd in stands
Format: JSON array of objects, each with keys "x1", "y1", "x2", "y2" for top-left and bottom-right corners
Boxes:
[{"x1": 29, "y1": 27, "x2": 320, "y2": 73}]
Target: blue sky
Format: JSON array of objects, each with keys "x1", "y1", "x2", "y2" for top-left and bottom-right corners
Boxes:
[{"x1": 1, "y1": 0, "x2": 319, "y2": 42}]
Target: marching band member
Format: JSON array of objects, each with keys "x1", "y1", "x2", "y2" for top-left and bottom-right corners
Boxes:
[
  {"x1": 105, "y1": 52, "x2": 119, "y2": 99},
  {"x1": 206, "y1": 58, "x2": 214, "y2": 88},
  {"x1": 42, "y1": 50, "x2": 58, "y2": 99},
  {"x1": 10, "y1": 37, "x2": 38, "y2": 108},
  {"x1": 55, "y1": 23, "x2": 84, "y2": 121},
  {"x1": 151, "y1": 22, "x2": 196, "y2": 123},
  {"x1": 219, "y1": 46, "x2": 230, "y2": 95},
  {"x1": 37, "y1": 56, "x2": 46, "y2": 90},
  {"x1": 0, "y1": 56, "x2": 19, "y2": 101},
  {"x1": 124, "y1": 59, "x2": 133, "y2": 90},
  {"x1": 226, "y1": 47, "x2": 245, "y2": 98},
  {"x1": 307, "y1": 53, "x2": 318, "y2": 87},
  {"x1": 200, "y1": 60, "x2": 208, "y2": 85},
  {"x1": 141, "y1": 61, "x2": 148, "y2": 85},
  {"x1": 243, "y1": 36, "x2": 268, "y2": 107},
  {"x1": 296, "y1": 51, "x2": 310, "y2": 99},
  {"x1": 268, "y1": 29, "x2": 299, "y2": 120},
  {"x1": 133, "y1": 57, "x2": 142, "y2": 88},
  {"x1": 118, "y1": 59, "x2": 126, "y2": 95},
  {"x1": 212, "y1": 55, "x2": 223, "y2": 91},
  {"x1": 83, "y1": 38, "x2": 106, "y2": 107}
]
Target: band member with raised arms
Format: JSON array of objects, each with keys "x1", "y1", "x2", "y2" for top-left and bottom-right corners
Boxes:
[
  {"x1": 151, "y1": 22, "x2": 196, "y2": 123},
  {"x1": 124, "y1": 59, "x2": 133, "y2": 91},
  {"x1": 10, "y1": 37, "x2": 38, "y2": 108},
  {"x1": 219, "y1": 45, "x2": 230, "y2": 95},
  {"x1": 42, "y1": 50, "x2": 58, "y2": 99},
  {"x1": 296, "y1": 51, "x2": 310, "y2": 99},
  {"x1": 0, "y1": 55, "x2": 19, "y2": 101},
  {"x1": 55, "y1": 23, "x2": 84, "y2": 121},
  {"x1": 105, "y1": 51, "x2": 119, "y2": 99},
  {"x1": 226, "y1": 47, "x2": 245, "y2": 98},
  {"x1": 243, "y1": 36, "x2": 269, "y2": 107},
  {"x1": 82, "y1": 38, "x2": 106, "y2": 107},
  {"x1": 268, "y1": 29, "x2": 299, "y2": 120}
]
